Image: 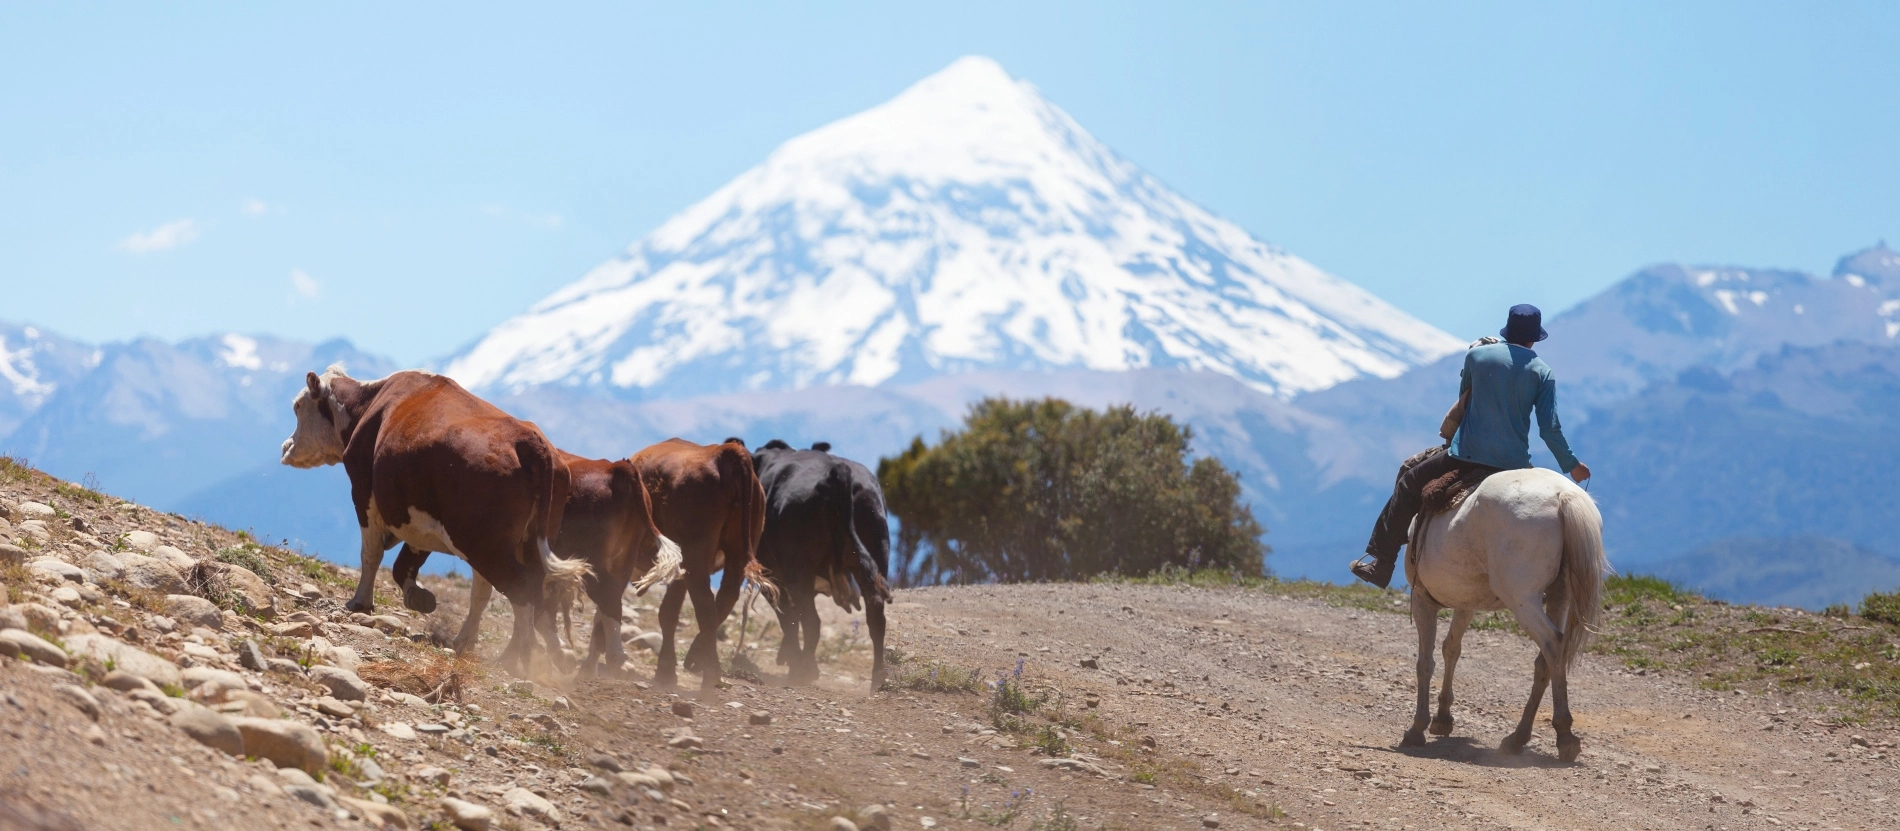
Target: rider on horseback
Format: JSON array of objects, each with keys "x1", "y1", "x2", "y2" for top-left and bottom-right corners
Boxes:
[{"x1": 1351, "y1": 304, "x2": 1591, "y2": 588}]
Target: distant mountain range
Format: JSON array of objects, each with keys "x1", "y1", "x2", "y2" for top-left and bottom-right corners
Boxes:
[{"x1": 4, "y1": 56, "x2": 1898, "y2": 608}]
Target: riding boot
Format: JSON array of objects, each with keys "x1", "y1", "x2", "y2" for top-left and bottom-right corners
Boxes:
[{"x1": 1351, "y1": 553, "x2": 1396, "y2": 589}]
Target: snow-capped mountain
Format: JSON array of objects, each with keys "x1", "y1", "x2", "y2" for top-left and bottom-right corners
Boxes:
[
  {"x1": 445, "y1": 56, "x2": 1461, "y2": 400},
  {"x1": 0, "y1": 321, "x2": 99, "y2": 437}
]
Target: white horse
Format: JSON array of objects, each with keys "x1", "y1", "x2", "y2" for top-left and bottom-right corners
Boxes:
[{"x1": 1403, "y1": 468, "x2": 1605, "y2": 762}]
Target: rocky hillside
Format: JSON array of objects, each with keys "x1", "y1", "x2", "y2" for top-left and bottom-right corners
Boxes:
[{"x1": 5, "y1": 457, "x2": 1899, "y2": 830}]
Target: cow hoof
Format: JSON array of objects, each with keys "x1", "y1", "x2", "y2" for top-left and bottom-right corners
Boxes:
[
  {"x1": 653, "y1": 671, "x2": 679, "y2": 691},
  {"x1": 1498, "y1": 733, "x2": 1529, "y2": 755},
  {"x1": 1400, "y1": 729, "x2": 1427, "y2": 747},
  {"x1": 402, "y1": 585, "x2": 437, "y2": 614},
  {"x1": 345, "y1": 599, "x2": 374, "y2": 614},
  {"x1": 1429, "y1": 715, "x2": 1454, "y2": 736}
]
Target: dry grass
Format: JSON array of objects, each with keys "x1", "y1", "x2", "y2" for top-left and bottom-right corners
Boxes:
[{"x1": 358, "y1": 653, "x2": 483, "y2": 704}]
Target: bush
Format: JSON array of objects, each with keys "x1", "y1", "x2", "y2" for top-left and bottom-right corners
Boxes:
[
  {"x1": 1861, "y1": 590, "x2": 1900, "y2": 625},
  {"x1": 1604, "y1": 574, "x2": 1691, "y2": 606},
  {"x1": 879, "y1": 397, "x2": 1265, "y2": 584}
]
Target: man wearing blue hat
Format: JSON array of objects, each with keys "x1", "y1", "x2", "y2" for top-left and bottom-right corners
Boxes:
[{"x1": 1351, "y1": 304, "x2": 1591, "y2": 588}]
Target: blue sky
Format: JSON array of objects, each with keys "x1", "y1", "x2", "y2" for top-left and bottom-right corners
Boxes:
[{"x1": 3, "y1": 2, "x2": 1897, "y2": 363}]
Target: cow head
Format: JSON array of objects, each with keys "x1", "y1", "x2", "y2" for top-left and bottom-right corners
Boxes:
[{"x1": 281, "y1": 368, "x2": 349, "y2": 468}]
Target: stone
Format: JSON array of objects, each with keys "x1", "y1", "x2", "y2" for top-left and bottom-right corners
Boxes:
[
  {"x1": 172, "y1": 706, "x2": 246, "y2": 757},
  {"x1": 579, "y1": 775, "x2": 615, "y2": 797},
  {"x1": 298, "y1": 583, "x2": 322, "y2": 600},
  {"x1": 182, "y1": 666, "x2": 250, "y2": 691},
  {"x1": 748, "y1": 710, "x2": 774, "y2": 726},
  {"x1": 0, "y1": 543, "x2": 27, "y2": 566},
  {"x1": 147, "y1": 615, "x2": 177, "y2": 634},
  {"x1": 17, "y1": 501, "x2": 55, "y2": 518},
  {"x1": 118, "y1": 553, "x2": 188, "y2": 595},
  {"x1": 128, "y1": 687, "x2": 185, "y2": 716},
  {"x1": 314, "y1": 696, "x2": 356, "y2": 718},
  {"x1": 152, "y1": 545, "x2": 195, "y2": 572},
  {"x1": 309, "y1": 664, "x2": 370, "y2": 701},
  {"x1": 270, "y1": 620, "x2": 313, "y2": 637},
  {"x1": 957, "y1": 757, "x2": 980, "y2": 768},
  {"x1": 1080, "y1": 657, "x2": 1099, "y2": 669},
  {"x1": 238, "y1": 639, "x2": 268, "y2": 670},
  {"x1": 208, "y1": 563, "x2": 276, "y2": 618},
  {"x1": 28, "y1": 558, "x2": 87, "y2": 584},
  {"x1": 1202, "y1": 814, "x2": 1221, "y2": 828},
  {"x1": 412, "y1": 765, "x2": 451, "y2": 787},
  {"x1": 641, "y1": 766, "x2": 676, "y2": 791},
  {"x1": 52, "y1": 684, "x2": 100, "y2": 720},
  {"x1": 0, "y1": 629, "x2": 69, "y2": 667},
  {"x1": 552, "y1": 695, "x2": 571, "y2": 711},
  {"x1": 163, "y1": 595, "x2": 222, "y2": 629},
  {"x1": 230, "y1": 716, "x2": 329, "y2": 774},
  {"x1": 266, "y1": 658, "x2": 303, "y2": 674},
  {"x1": 671, "y1": 700, "x2": 695, "y2": 718},
  {"x1": 99, "y1": 670, "x2": 160, "y2": 694},
  {"x1": 369, "y1": 614, "x2": 406, "y2": 634},
  {"x1": 502, "y1": 787, "x2": 559, "y2": 824},
  {"x1": 81, "y1": 550, "x2": 126, "y2": 582},
  {"x1": 218, "y1": 690, "x2": 282, "y2": 719},
  {"x1": 327, "y1": 644, "x2": 362, "y2": 672},
  {"x1": 630, "y1": 631, "x2": 663, "y2": 652},
  {"x1": 49, "y1": 586, "x2": 82, "y2": 607},
  {"x1": 587, "y1": 752, "x2": 624, "y2": 772},
  {"x1": 123, "y1": 530, "x2": 159, "y2": 550},
  {"x1": 378, "y1": 722, "x2": 418, "y2": 740},
  {"x1": 283, "y1": 783, "x2": 338, "y2": 810},
  {"x1": 441, "y1": 797, "x2": 493, "y2": 831},
  {"x1": 830, "y1": 818, "x2": 861, "y2": 831},
  {"x1": 0, "y1": 605, "x2": 24, "y2": 633},
  {"x1": 339, "y1": 797, "x2": 410, "y2": 829},
  {"x1": 858, "y1": 804, "x2": 894, "y2": 831},
  {"x1": 668, "y1": 733, "x2": 704, "y2": 749}
]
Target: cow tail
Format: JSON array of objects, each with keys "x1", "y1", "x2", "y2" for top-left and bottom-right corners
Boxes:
[
  {"x1": 725, "y1": 442, "x2": 778, "y2": 606},
  {"x1": 833, "y1": 460, "x2": 890, "y2": 610},
  {"x1": 631, "y1": 467, "x2": 684, "y2": 594},
  {"x1": 526, "y1": 438, "x2": 591, "y2": 595}
]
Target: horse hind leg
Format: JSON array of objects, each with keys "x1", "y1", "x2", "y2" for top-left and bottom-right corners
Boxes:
[
  {"x1": 1500, "y1": 592, "x2": 1569, "y2": 756},
  {"x1": 1432, "y1": 608, "x2": 1473, "y2": 736},
  {"x1": 1402, "y1": 589, "x2": 1441, "y2": 747},
  {"x1": 1544, "y1": 590, "x2": 1581, "y2": 762}
]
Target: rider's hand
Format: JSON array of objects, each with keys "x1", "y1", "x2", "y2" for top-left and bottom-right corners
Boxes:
[{"x1": 1570, "y1": 463, "x2": 1591, "y2": 482}]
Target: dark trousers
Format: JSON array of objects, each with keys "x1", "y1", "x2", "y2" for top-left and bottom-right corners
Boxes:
[{"x1": 1364, "y1": 447, "x2": 1494, "y2": 563}]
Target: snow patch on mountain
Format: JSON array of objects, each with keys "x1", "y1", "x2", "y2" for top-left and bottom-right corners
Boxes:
[{"x1": 445, "y1": 56, "x2": 1459, "y2": 400}]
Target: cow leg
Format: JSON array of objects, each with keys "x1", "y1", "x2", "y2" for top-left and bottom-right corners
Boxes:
[
  {"x1": 654, "y1": 579, "x2": 688, "y2": 690},
  {"x1": 347, "y1": 519, "x2": 391, "y2": 613},
  {"x1": 499, "y1": 596, "x2": 537, "y2": 677},
  {"x1": 390, "y1": 544, "x2": 438, "y2": 614},
  {"x1": 533, "y1": 599, "x2": 574, "y2": 674},
  {"x1": 792, "y1": 588, "x2": 823, "y2": 686},
  {"x1": 774, "y1": 596, "x2": 800, "y2": 668},
  {"x1": 685, "y1": 576, "x2": 724, "y2": 697},
  {"x1": 453, "y1": 573, "x2": 493, "y2": 657},
  {"x1": 866, "y1": 596, "x2": 888, "y2": 691},
  {"x1": 585, "y1": 575, "x2": 629, "y2": 678}
]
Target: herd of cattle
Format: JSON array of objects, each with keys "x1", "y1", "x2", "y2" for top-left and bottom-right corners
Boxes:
[{"x1": 280, "y1": 366, "x2": 892, "y2": 695}]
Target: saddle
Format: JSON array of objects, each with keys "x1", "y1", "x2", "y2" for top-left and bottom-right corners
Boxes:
[{"x1": 1419, "y1": 462, "x2": 1492, "y2": 519}]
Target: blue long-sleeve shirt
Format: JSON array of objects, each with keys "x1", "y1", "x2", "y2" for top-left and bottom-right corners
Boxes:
[{"x1": 1448, "y1": 342, "x2": 1580, "y2": 472}]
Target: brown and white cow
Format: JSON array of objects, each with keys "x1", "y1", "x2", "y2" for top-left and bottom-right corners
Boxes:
[
  {"x1": 280, "y1": 366, "x2": 589, "y2": 675},
  {"x1": 389, "y1": 450, "x2": 684, "y2": 676},
  {"x1": 632, "y1": 438, "x2": 770, "y2": 696}
]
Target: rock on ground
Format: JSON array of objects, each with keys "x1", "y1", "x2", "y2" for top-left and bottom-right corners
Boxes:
[
  {"x1": 440, "y1": 797, "x2": 493, "y2": 831},
  {"x1": 171, "y1": 707, "x2": 245, "y2": 757},
  {"x1": 0, "y1": 629, "x2": 69, "y2": 667},
  {"x1": 308, "y1": 665, "x2": 370, "y2": 701},
  {"x1": 162, "y1": 594, "x2": 222, "y2": 629},
  {"x1": 229, "y1": 716, "x2": 328, "y2": 775}
]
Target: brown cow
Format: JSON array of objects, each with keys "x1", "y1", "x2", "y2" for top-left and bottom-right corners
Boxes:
[
  {"x1": 632, "y1": 438, "x2": 769, "y2": 696},
  {"x1": 390, "y1": 450, "x2": 684, "y2": 676},
  {"x1": 279, "y1": 367, "x2": 588, "y2": 675}
]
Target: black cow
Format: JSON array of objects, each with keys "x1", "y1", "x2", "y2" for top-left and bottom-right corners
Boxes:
[{"x1": 751, "y1": 440, "x2": 892, "y2": 689}]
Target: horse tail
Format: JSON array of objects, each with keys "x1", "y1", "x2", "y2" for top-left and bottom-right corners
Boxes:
[{"x1": 1557, "y1": 488, "x2": 1607, "y2": 670}]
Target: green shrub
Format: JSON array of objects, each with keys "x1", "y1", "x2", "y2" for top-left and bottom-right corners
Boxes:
[
  {"x1": 1604, "y1": 574, "x2": 1691, "y2": 606},
  {"x1": 1860, "y1": 590, "x2": 1900, "y2": 625}
]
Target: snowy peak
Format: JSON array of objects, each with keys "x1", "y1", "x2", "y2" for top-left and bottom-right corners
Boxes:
[{"x1": 445, "y1": 57, "x2": 1461, "y2": 400}]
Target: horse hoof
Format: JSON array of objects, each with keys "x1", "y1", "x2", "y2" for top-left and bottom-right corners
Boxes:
[
  {"x1": 1400, "y1": 730, "x2": 1427, "y2": 747},
  {"x1": 1429, "y1": 716, "x2": 1454, "y2": 736},
  {"x1": 1558, "y1": 737, "x2": 1581, "y2": 763},
  {"x1": 1498, "y1": 734, "x2": 1529, "y2": 755},
  {"x1": 344, "y1": 599, "x2": 373, "y2": 614}
]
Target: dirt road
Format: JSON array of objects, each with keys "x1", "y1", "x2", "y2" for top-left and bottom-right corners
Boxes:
[{"x1": 867, "y1": 583, "x2": 1898, "y2": 831}]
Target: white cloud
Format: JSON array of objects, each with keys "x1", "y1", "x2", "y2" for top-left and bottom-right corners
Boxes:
[
  {"x1": 290, "y1": 269, "x2": 320, "y2": 300},
  {"x1": 241, "y1": 198, "x2": 273, "y2": 216},
  {"x1": 117, "y1": 218, "x2": 200, "y2": 253}
]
